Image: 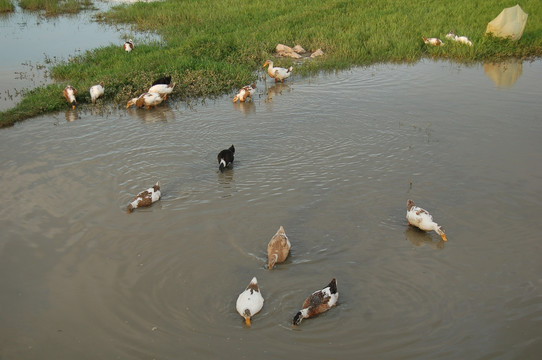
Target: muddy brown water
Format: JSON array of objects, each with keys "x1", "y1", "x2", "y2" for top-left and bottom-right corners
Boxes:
[{"x1": 1, "y1": 60, "x2": 542, "y2": 359}]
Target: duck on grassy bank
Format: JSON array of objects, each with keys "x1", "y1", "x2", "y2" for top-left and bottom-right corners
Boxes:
[
  {"x1": 89, "y1": 82, "x2": 104, "y2": 104},
  {"x1": 63, "y1": 85, "x2": 77, "y2": 109},
  {"x1": 123, "y1": 39, "x2": 134, "y2": 52}
]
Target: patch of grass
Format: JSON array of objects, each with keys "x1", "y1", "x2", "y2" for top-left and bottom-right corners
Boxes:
[
  {"x1": 18, "y1": 0, "x2": 93, "y2": 16},
  {"x1": 0, "y1": 0, "x2": 14, "y2": 13},
  {"x1": 2, "y1": 0, "x2": 541, "y2": 127}
]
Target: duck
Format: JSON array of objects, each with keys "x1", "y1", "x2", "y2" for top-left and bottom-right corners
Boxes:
[
  {"x1": 406, "y1": 199, "x2": 447, "y2": 241},
  {"x1": 446, "y1": 30, "x2": 472, "y2": 46},
  {"x1": 293, "y1": 278, "x2": 338, "y2": 326},
  {"x1": 126, "y1": 92, "x2": 165, "y2": 109},
  {"x1": 63, "y1": 85, "x2": 77, "y2": 109},
  {"x1": 217, "y1": 145, "x2": 235, "y2": 172},
  {"x1": 148, "y1": 82, "x2": 176, "y2": 100},
  {"x1": 123, "y1": 39, "x2": 134, "y2": 52},
  {"x1": 422, "y1": 36, "x2": 444, "y2": 46},
  {"x1": 126, "y1": 181, "x2": 161, "y2": 213},
  {"x1": 232, "y1": 82, "x2": 256, "y2": 103},
  {"x1": 262, "y1": 60, "x2": 293, "y2": 83},
  {"x1": 89, "y1": 82, "x2": 104, "y2": 104},
  {"x1": 236, "y1": 277, "x2": 264, "y2": 326},
  {"x1": 152, "y1": 75, "x2": 171, "y2": 86},
  {"x1": 267, "y1": 225, "x2": 291, "y2": 270}
]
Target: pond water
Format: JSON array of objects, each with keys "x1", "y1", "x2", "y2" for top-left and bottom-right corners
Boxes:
[
  {"x1": 0, "y1": 0, "x2": 159, "y2": 111},
  {"x1": 1, "y1": 58, "x2": 541, "y2": 359}
]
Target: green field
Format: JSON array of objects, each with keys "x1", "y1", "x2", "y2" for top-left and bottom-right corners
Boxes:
[{"x1": 1, "y1": 0, "x2": 540, "y2": 127}]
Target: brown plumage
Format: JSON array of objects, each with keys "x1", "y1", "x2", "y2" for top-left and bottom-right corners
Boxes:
[
  {"x1": 267, "y1": 225, "x2": 291, "y2": 270},
  {"x1": 63, "y1": 85, "x2": 77, "y2": 109},
  {"x1": 292, "y1": 278, "x2": 339, "y2": 325}
]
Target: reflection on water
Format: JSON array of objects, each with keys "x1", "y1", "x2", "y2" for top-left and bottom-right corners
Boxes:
[
  {"x1": 484, "y1": 59, "x2": 523, "y2": 88},
  {"x1": 232, "y1": 100, "x2": 256, "y2": 115},
  {"x1": 1, "y1": 60, "x2": 542, "y2": 359},
  {"x1": 404, "y1": 227, "x2": 446, "y2": 250}
]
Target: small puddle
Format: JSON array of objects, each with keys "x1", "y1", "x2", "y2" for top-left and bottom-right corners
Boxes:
[{"x1": 0, "y1": 0, "x2": 161, "y2": 111}]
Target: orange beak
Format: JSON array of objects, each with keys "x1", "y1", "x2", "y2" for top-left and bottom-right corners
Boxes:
[
  {"x1": 245, "y1": 317, "x2": 251, "y2": 326},
  {"x1": 441, "y1": 234, "x2": 448, "y2": 242}
]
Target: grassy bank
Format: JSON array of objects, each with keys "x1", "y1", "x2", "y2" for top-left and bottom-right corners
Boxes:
[
  {"x1": 2, "y1": 0, "x2": 541, "y2": 127},
  {"x1": 18, "y1": 0, "x2": 93, "y2": 15},
  {"x1": 0, "y1": 0, "x2": 14, "y2": 12}
]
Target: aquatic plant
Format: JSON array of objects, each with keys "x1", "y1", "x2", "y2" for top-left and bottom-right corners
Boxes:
[{"x1": 1, "y1": 0, "x2": 541, "y2": 127}]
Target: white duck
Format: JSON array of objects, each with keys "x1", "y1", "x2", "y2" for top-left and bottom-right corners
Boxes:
[
  {"x1": 293, "y1": 278, "x2": 338, "y2": 326},
  {"x1": 422, "y1": 36, "x2": 444, "y2": 46},
  {"x1": 236, "y1": 277, "x2": 264, "y2": 326},
  {"x1": 126, "y1": 181, "x2": 161, "y2": 213},
  {"x1": 232, "y1": 82, "x2": 256, "y2": 103},
  {"x1": 63, "y1": 85, "x2": 77, "y2": 109},
  {"x1": 263, "y1": 60, "x2": 292, "y2": 83},
  {"x1": 89, "y1": 82, "x2": 104, "y2": 104},
  {"x1": 148, "y1": 82, "x2": 176, "y2": 100},
  {"x1": 126, "y1": 92, "x2": 165, "y2": 109},
  {"x1": 406, "y1": 199, "x2": 447, "y2": 241},
  {"x1": 446, "y1": 30, "x2": 472, "y2": 46}
]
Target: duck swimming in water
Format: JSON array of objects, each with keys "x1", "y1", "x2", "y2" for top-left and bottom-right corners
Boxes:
[
  {"x1": 217, "y1": 145, "x2": 235, "y2": 172},
  {"x1": 406, "y1": 199, "x2": 447, "y2": 241},
  {"x1": 293, "y1": 278, "x2": 338, "y2": 326},
  {"x1": 236, "y1": 277, "x2": 264, "y2": 326}
]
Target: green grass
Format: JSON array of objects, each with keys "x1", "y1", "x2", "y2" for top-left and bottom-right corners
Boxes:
[
  {"x1": 18, "y1": 0, "x2": 93, "y2": 15},
  {"x1": 0, "y1": 0, "x2": 14, "y2": 13},
  {"x1": 2, "y1": 0, "x2": 541, "y2": 127}
]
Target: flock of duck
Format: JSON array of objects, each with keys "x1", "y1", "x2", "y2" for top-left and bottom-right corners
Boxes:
[
  {"x1": 423, "y1": 29, "x2": 473, "y2": 47},
  {"x1": 62, "y1": 40, "x2": 293, "y2": 110},
  {"x1": 68, "y1": 38, "x2": 448, "y2": 327},
  {"x1": 125, "y1": 150, "x2": 448, "y2": 327}
]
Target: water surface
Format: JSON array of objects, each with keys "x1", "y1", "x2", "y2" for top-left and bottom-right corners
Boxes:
[{"x1": 1, "y1": 60, "x2": 541, "y2": 359}]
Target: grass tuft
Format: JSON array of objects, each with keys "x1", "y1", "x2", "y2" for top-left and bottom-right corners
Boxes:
[{"x1": 0, "y1": 0, "x2": 14, "y2": 13}]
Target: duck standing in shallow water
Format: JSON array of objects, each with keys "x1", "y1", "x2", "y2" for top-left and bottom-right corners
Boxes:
[
  {"x1": 89, "y1": 82, "x2": 104, "y2": 104},
  {"x1": 217, "y1": 145, "x2": 235, "y2": 172},
  {"x1": 126, "y1": 92, "x2": 165, "y2": 109},
  {"x1": 148, "y1": 82, "x2": 176, "y2": 100},
  {"x1": 123, "y1": 39, "x2": 134, "y2": 52},
  {"x1": 267, "y1": 225, "x2": 291, "y2": 270},
  {"x1": 126, "y1": 181, "x2": 161, "y2": 213},
  {"x1": 236, "y1": 277, "x2": 264, "y2": 326},
  {"x1": 293, "y1": 278, "x2": 338, "y2": 326},
  {"x1": 232, "y1": 82, "x2": 256, "y2": 103},
  {"x1": 262, "y1": 60, "x2": 292, "y2": 83},
  {"x1": 422, "y1": 36, "x2": 444, "y2": 46},
  {"x1": 63, "y1": 85, "x2": 77, "y2": 109},
  {"x1": 406, "y1": 199, "x2": 447, "y2": 241}
]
